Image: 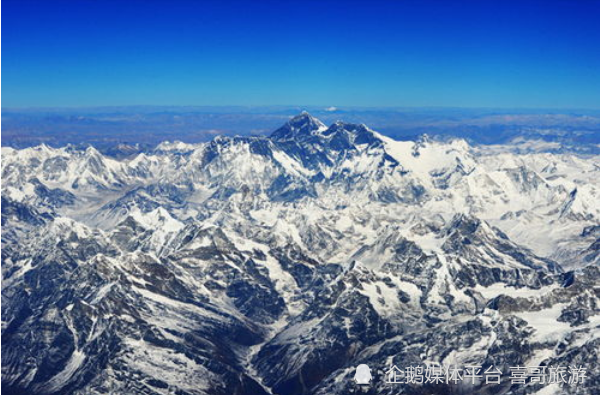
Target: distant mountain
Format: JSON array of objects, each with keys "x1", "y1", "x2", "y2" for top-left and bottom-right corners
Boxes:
[
  {"x1": 3, "y1": 106, "x2": 600, "y2": 153},
  {"x1": 2, "y1": 113, "x2": 599, "y2": 394}
]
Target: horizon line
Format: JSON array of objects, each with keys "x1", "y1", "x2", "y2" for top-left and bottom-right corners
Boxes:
[{"x1": 3, "y1": 104, "x2": 600, "y2": 112}]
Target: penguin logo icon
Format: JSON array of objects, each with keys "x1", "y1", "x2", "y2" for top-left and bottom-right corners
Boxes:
[{"x1": 354, "y1": 364, "x2": 372, "y2": 385}]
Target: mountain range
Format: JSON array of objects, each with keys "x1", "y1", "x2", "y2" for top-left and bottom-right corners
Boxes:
[{"x1": 2, "y1": 112, "x2": 599, "y2": 394}]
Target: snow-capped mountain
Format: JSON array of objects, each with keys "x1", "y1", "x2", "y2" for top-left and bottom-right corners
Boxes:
[{"x1": 2, "y1": 113, "x2": 599, "y2": 395}]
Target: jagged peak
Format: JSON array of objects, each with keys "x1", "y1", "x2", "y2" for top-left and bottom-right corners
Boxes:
[
  {"x1": 125, "y1": 206, "x2": 183, "y2": 232},
  {"x1": 325, "y1": 120, "x2": 370, "y2": 133},
  {"x1": 23, "y1": 143, "x2": 59, "y2": 156},
  {"x1": 84, "y1": 145, "x2": 102, "y2": 156},
  {"x1": 321, "y1": 120, "x2": 382, "y2": 147},
  {"x1": 270, "y1": 112, "x2": 326, "y2": 141},
  {"x1": 37, "y1": 143, "x2": 54, "y2": 151},
  {"x1": 443, "y1": 213, "x2": 485, "y2": 236},
  {"x1": 290, "y1": 111, "x2": 321, "y2": 124}
]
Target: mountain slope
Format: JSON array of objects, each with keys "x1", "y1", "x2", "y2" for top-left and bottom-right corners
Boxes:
[{"x1": 2, "y1": 113, "x2": 599, "y2": 395}]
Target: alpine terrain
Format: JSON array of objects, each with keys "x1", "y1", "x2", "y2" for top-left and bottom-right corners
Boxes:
[{"x1": 2, "y1": 113, "x2": 599, "y2": 395}]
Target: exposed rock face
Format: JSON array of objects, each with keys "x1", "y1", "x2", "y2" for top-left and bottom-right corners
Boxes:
[{"x1": 2, "y1": 113, "x2": 599, "y2": 394}]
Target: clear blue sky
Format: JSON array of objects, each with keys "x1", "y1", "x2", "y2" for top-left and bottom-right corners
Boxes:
[{"x1": 3, "y1": 0, "x2": 600, "y2": 108}]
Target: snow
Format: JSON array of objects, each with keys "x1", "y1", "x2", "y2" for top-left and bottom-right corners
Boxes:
[
  {"x1": 4, "y1": 186, "x2": 30, "y2": 202},
  {"x1": 427, "y1": 255, "x2": 471, "y2": 305},
  {"x1": 128, "y1": 207, "x2": 184, "y2": 252},
  {"x1": 376, "y1": 133, "x2": 475, "y2": 182},
  {"x1": 272, "y1": 149, "x2": 313, "y2": 177},
  {"x1": 131, "y1": 207, "x2": 183, "y2": 233},
  {"x1": 226, "y1": 232, "x2": 304, "y2": 316},
  {"x1": 514, "y1": 304, "x2": 572, "y2": 343},
  {"x1": 359, "y1": 281, "x2": 404, "y2": 318},
  {"x1": 275, "y1": 318, "x2": 322, "y2": 343},
  {"x1": 2, "y1": 259, "x2": 34, "y2": 287},
  {"x1": 5, "y1": 131, "x2": 592, "y2": 272},
  {"x1": 90, "y1": 282, "x2": 115, "y2": 304},
  {"x1": 44, "y1": 350, "x2": 86, "y2": 392},
  {"x1": 132, "y1": 285, "x2": 224, "y2": 322},
  {"x1": 441, "y1": 328, "x2": 496, "y2": 367},
  {"x1": 471, "y1": 283, "x2": 558, "y2": 300},
  {"x1": 532, "y1": 384, "x2": 562, "y2": 395},
  {"x1": 155, "y1": 140, "x2": 202, "y2": 152},
  {"x1": 2, "y1": 116, "x2": 599, "y2": 394},
  {"x1": 407, "y1": 232, "x2": 445, "y2": 253},
  {"x1": 2, "y1": 132, "x2": 596, "y2": 273},
  {"x1": 122, "y1": 338, "x2": 212, "y2": 392},
  {"x1": 52, "y1": 217, "x2": 93, "y2": 238}
]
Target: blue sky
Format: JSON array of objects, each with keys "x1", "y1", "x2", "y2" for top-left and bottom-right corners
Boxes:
[{"x1": 3, "y1": 0, "x2": 600, "y2": 108}]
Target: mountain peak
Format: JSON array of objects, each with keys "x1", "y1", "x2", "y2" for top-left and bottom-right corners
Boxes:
[
  {"x1": 292, "y1": 110, "x2": 316, "y2": 121},
  {"x1": 271, "y1": 112, "x2": 326, "y2": 141}
]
